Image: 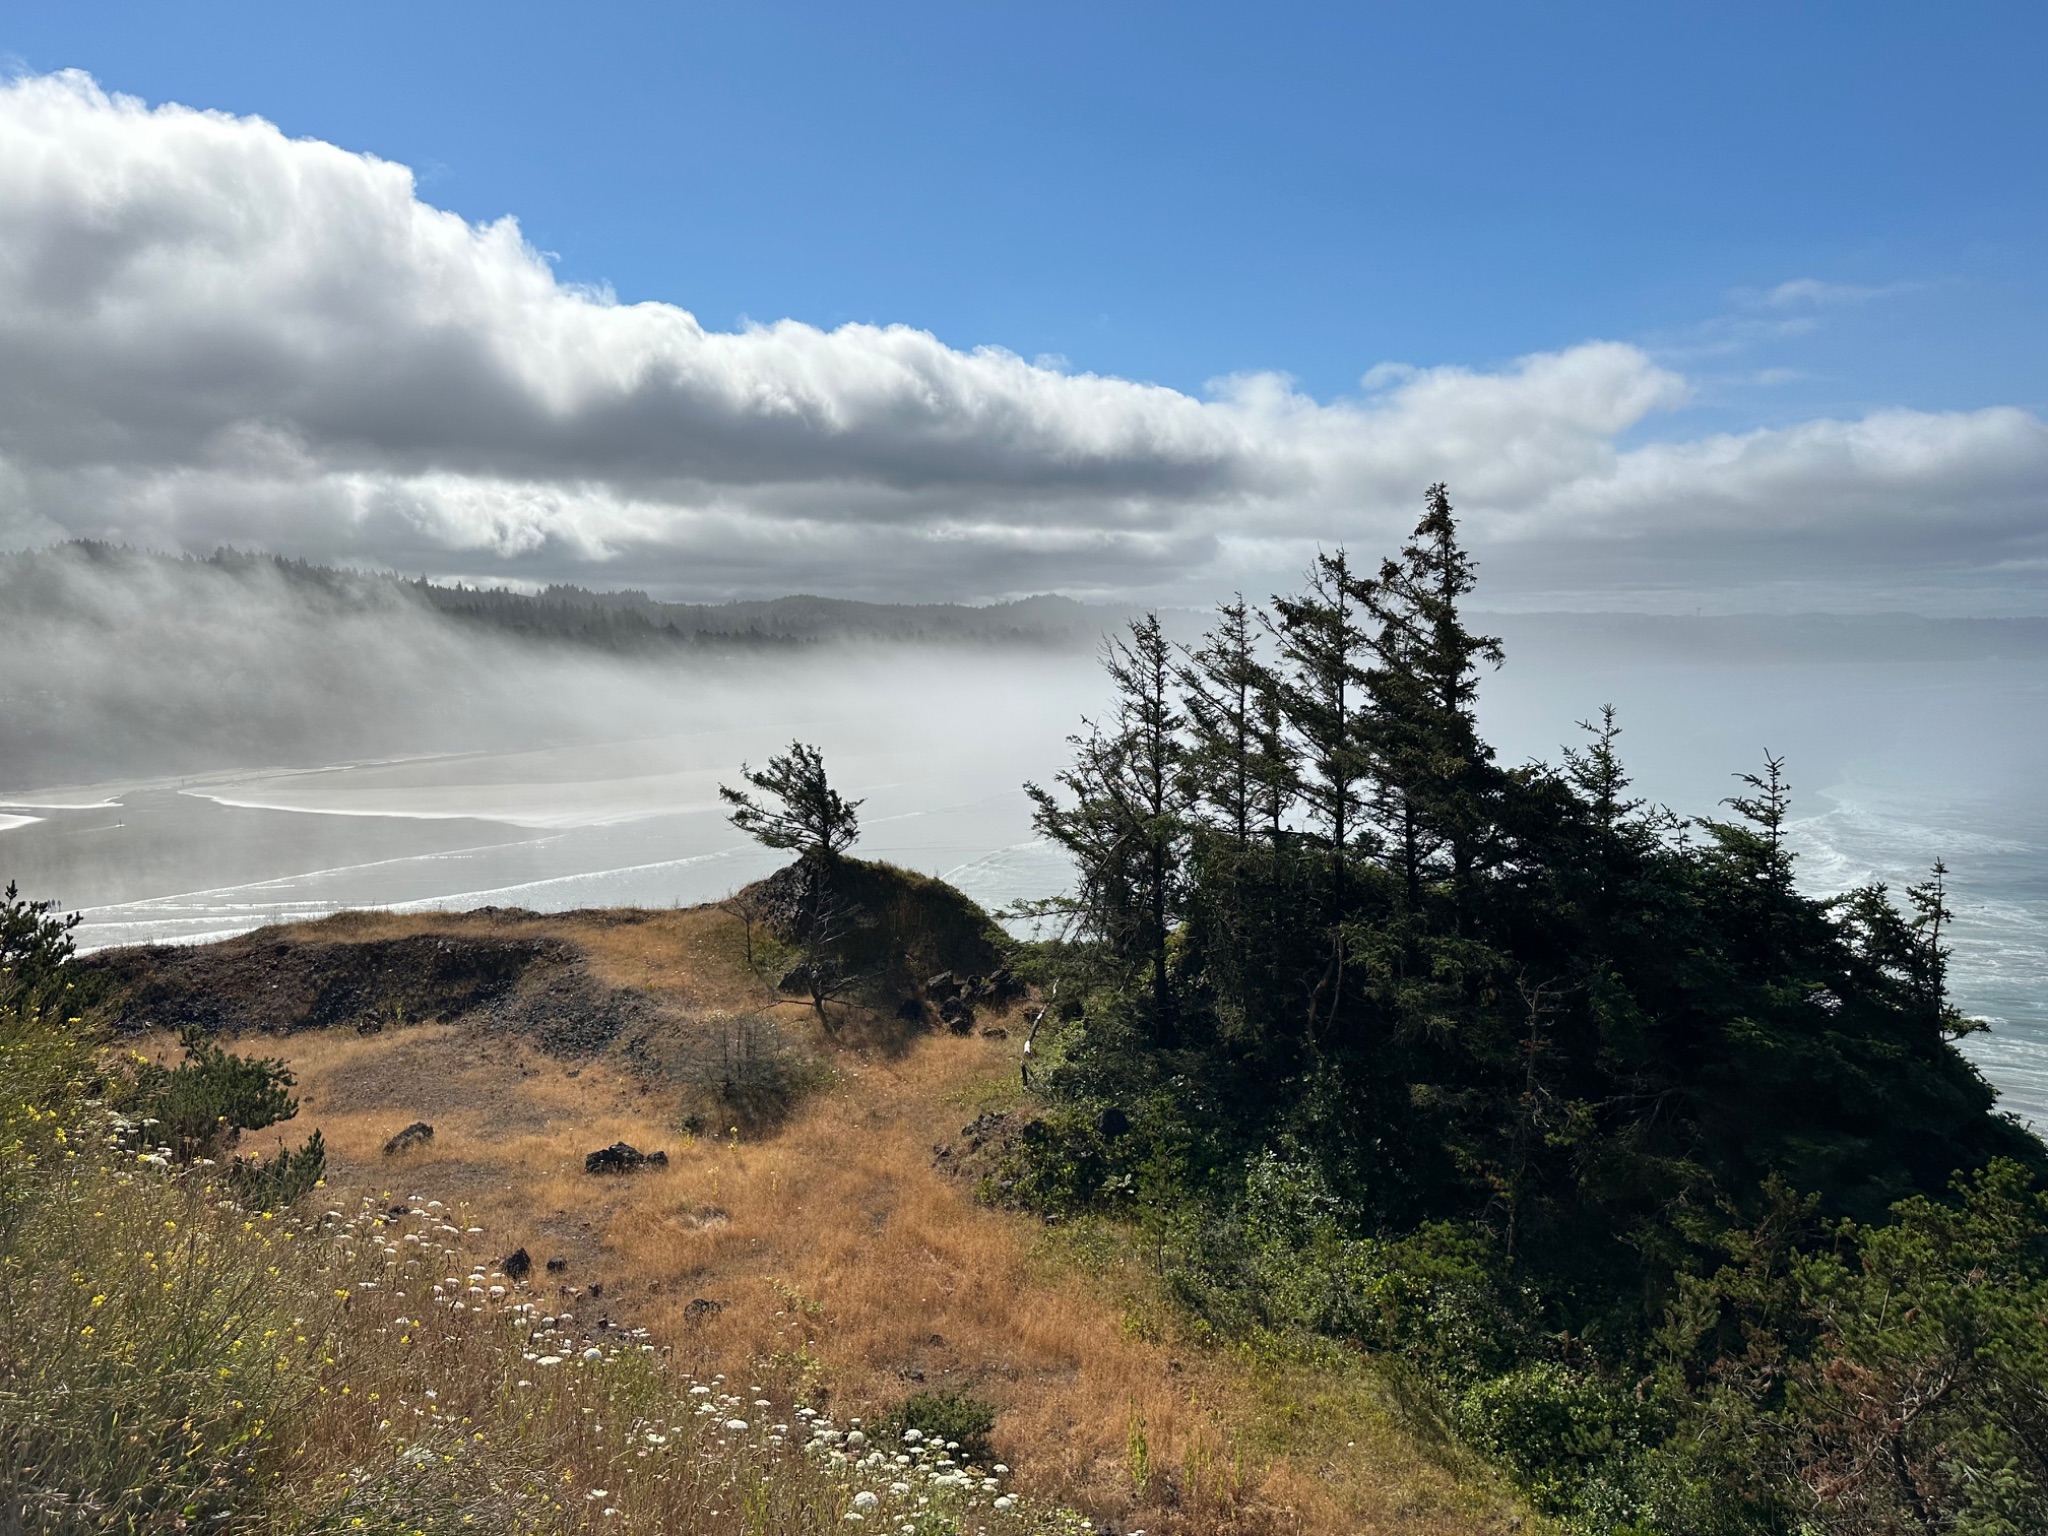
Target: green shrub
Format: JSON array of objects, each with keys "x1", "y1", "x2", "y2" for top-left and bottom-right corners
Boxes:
[
  {"x1": 1455, "y1": 1363, "x2": 1646, "y2": 1523},
  {"x1": 122, "y1": 1028, "x2": 299, "y2": 1159},
  {"x1": 878, "y1": 1391, "x2": 999, "y2": 1466},
  {"x1": 225, "y1": 1126, "x2": 326, "y2": 1208}
]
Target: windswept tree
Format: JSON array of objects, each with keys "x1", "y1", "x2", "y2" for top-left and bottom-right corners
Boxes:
[
  {"x1": 721, "y1": 743, "x2": 866, "y2": 1024},
  {"x1": 720, "y1": 741, "x2": 863, "y2": 863}
]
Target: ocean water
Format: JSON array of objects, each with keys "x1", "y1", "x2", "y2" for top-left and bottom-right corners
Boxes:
[{"x1": 2, "y1": 633, "x2": 2041, "y2": 1128}]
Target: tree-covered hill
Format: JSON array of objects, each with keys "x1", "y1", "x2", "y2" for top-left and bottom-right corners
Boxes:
[{"x1": 1013, "y1": 486, "x2": 2048, "y2": 1534}]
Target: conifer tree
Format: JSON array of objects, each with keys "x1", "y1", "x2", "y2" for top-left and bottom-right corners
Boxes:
[
  {"x1": 1270, "y1": 552, "x2": 1371, "y2": 883},
  {"x1": 1561, "y1": 704, "x2": 1638, "y2": 830},
  {"x1": 1028, "y1": 614, "x2": 1190, "y2": 1043},
  {"x1": 720, "y1": 741, "x2": 863, "y2": 862},
  {"x1": 1180, "y1": 597, "x2": 1264, "y2": 848},
  {"x1": 1267, "y1": 550, "x2": 1374, "y2": 1042},
  {"x1": 1358, "y1": 484, "x2": 1503, "y2": 914}
]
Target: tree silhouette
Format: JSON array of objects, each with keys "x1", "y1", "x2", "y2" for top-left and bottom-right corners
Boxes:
[{"x1": 720, "y1": 741, "x2": 863, "y2": 861}]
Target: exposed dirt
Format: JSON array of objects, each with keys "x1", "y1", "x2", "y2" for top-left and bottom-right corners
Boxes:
[{"x1": 81, "y1": 913, "x2": 658, "y2": 1057}]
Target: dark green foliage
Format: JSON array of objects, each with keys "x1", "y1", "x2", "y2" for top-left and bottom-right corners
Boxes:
[
  {"x1": 0, "y1": 880, "x2": 103, "y2": 1026},
  {"x1": 122, "y1": 1027, "x2": 326, "y2": 1207},
  {"x1": 1028, "y1": 614, "x2": 1192, "y2": 1044},
  {"x1": 1455, "y1": 1364, "x2": 1647, "y2": 1525},
  {"x1": 721, "y1": 741, "x2": 863, "y2": 859},
  {"x1": 125, "y1": 1027, "x2": 300, "y2": 1159},
  {"x1": 740, "y1": 856, "x2": 1009, "y2": 1017},
  {"x1": 1012, "y1": 484, "x2": 2048, "y2": 1531},
  {"x1": 1643, "y1": 1158, "x2": 2048, "y2": 1536},
  {"x1": 878, "y1": 1391, "x2": 998, "y2": 1466},
  {"x1": 227, "y1": 1127, "x2": 327, "y2": 1208}
]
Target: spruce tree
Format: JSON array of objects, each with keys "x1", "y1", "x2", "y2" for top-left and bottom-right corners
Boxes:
[
  {"x1": 1180, "y1": 597, "x2": 1265, "y2": 848},
  {"x1": 1358, "y1": 484, "x2": 1503, "y2": 916},
  {"x1": 1028, "y1": 614, "x2": 1190, "y2": 1044}
]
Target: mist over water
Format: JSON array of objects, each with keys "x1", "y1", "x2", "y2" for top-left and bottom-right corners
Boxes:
[
  {"x1": 1484, "y1": 618, "x2": 2048, "y2": 1130},
  {"x1": 3, "y1": 572, "x2": 2043, "y2": 1127}
]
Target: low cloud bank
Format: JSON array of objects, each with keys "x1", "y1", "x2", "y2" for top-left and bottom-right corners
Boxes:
[{"x1": 1, "y1": 71, "x2": 2043, "y2": 609}]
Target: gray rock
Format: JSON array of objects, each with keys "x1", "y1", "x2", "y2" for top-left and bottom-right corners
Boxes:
[
  {"x1": 585, "y1": 1141, "x2": 668, "y2": 1174},
  {"x1": 382, "y1": 1121, "x2": 434, "y2": 1155}
]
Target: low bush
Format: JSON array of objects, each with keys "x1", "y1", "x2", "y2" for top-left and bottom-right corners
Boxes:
[
  {"x1": 121, "y1": 1028, "x2": 300, "y2": 1157},
  {"x1": 877, "y1": 1392, "x2": 999, "y2": 1467}
]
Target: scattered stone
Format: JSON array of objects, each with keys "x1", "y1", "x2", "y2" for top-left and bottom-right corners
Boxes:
[
  {"x1": 684, "y1": 1297, "x2": 725, "y2": 1324},
  {"x1": 382, "y1": 1121, "x2": 434, "y2": 1156},
  {"x1": 502, "y1": 1247, "x2": 532, "y2": 1281},
  {"x1": 938, "y1": 995, "x2": 975, "y2": 1033},
  {"x1": 546, "y1": 1255, "x2": 568, "y2": 1273},
  {"x1": 584, "y1": 1141, "x2": 669, "y2": 1174},
  {"x1": 924, "y1": 970, "x2": 955, "y2": 996},
  {"x1": 979, "y1": 1026, "x2": 1008, "y2": 1040}
]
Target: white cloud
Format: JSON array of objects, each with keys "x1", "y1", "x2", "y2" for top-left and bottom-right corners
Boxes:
[
  {"x1": 0, "y1": 70, "x2": 2042, "y2": 609},
  {"x1": 1751, "y1": 277, "x2": 1918, "y2": 310}
]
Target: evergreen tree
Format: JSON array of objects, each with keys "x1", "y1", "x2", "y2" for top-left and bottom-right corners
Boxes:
[
  {"x1": 1012, "y1": 482, "x2": 2046, "y2": 1533},
  {"x1": 1267, "y1": 550, "x2": 1375, "y2": 1044},
  {"x1": 1180, "y1": 597, "x2": 1265, "y2": 849},
  {"x1": 720, "y1": 741, "x2": 863, "y2": 862},
  {"x1": 1028, "y1": 614, "x2": 1190, "y2": 1044},
  {"x1": 1357, "y1": 483, "x2": 1504, "y2": 916}
]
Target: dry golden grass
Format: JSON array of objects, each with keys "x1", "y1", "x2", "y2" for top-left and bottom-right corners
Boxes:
[{"x1": 216, "y1": 906, "x2": 1531, "y2": 1536}]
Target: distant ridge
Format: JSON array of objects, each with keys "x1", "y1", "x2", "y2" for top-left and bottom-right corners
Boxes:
[
  {"x1": 9, "y1": 542, "x2": 2047, "y2": 662},
  {"x1": 2, "y1": 542, "x2": 1128, "y2": 651},
  {"x1": 412, "y1": 579, "x2": 1114, "y2": 649}
]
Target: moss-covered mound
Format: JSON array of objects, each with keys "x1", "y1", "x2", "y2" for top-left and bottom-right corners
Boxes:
[{"x1": 738, "y1": 856, "x2": 1015, "y2": 1019}]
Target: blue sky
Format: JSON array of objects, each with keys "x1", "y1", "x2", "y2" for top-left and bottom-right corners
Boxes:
[
  {"x1": 10, "y1": 2, "x2": 2043, "y2": 420},
  {"x1": 1, "y1": 4, "x2": 2044, "y2": 607}
]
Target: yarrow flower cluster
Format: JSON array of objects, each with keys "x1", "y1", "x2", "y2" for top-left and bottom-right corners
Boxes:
[{"x1": 800, "y1": 1412, "x2": 1052, "y2": 1530}]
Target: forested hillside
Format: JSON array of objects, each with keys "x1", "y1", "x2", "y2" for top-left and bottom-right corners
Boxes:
[
  {"x1": 1013, "y1": 486, "x2": 2048, "y2": 1534},
  {"x1": 0, "y1": 543, "x2": 1114, "y2": 651}
]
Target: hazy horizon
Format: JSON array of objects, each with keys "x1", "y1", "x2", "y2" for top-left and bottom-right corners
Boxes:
[{"x1": 5, "y1": 553, "x2": 2043, "y2": 1128}]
